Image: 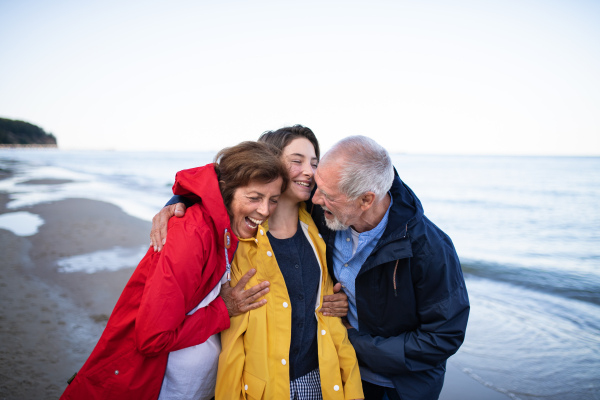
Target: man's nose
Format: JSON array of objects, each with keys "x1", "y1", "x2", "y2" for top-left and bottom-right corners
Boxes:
[{"x1": 313, "y1": 188, "x2": 324, "y2": 205}]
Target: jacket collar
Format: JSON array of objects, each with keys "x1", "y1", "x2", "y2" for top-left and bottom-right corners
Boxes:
[
  {"x1": 355, "y1": 170, "x2": 422, "y2": 273},
  {"x1": 381, "y1": 168, "x2": 423, "y2": 241}
]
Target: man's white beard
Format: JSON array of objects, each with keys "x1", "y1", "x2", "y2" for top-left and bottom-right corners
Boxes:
[{"x1": 322, "y1": 208, "x2": 349, "y2": 231}]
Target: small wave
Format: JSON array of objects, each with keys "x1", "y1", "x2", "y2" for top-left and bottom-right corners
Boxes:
[
  {"x1": 461, "y1": 260, "x2": 600, "y2": 306},
  {"x1": 461, "y1": 368, "x2": 521, "y2": 400},
  {"x1": 57, "y1": 245, "x2": 149, "y2": 273},
  {"x1": 456, "y1": 277, "x2": 600, "y2": 400}
]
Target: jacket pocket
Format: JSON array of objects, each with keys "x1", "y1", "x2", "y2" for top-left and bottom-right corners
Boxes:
[
  {"x1": 242, "y1": 370, "x2": 266, "y2": 400},
  {"x1": 85, "y1": 348, "x2": 138, "y2": 395}
]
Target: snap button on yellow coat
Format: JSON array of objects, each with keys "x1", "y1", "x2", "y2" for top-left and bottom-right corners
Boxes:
[{"x1": 216, "y1": 206, "x2": 363, "y2": 400}]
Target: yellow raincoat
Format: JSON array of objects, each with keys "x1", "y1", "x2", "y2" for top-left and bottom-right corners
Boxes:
[{"x1": 216, "y1": 206, "x2": 363, "y2": 400}]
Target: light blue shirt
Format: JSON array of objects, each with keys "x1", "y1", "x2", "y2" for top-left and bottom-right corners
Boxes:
[
  {"x1": 332, "y1": 195, "x2": 392, "y2": 330},
  {"x1": 332, "y1": 195, "x2": 394, "y2": 387}
]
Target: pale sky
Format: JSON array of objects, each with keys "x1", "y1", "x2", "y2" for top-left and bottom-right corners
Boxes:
[{"x1": 1, "y1": 0, "x2": 599, "y2": 155}]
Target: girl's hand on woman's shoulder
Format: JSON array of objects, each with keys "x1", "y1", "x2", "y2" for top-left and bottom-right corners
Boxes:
[{"x1": 150, "y1": 202, "x2": 188, "y2": 252}]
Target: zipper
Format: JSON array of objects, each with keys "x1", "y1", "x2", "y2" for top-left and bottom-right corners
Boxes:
[{"x1": 224, "y1": 228, "x2": 231, "y2": 281}]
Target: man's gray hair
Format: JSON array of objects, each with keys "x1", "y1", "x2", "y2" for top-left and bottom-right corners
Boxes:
[{"x1": 324, "y1": 135, "x2": 394, "y2": 200}]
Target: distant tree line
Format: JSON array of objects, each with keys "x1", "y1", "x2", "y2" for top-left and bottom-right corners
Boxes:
[{"x1": 0, "y1": 117, "x2": 58, "y2": 146}]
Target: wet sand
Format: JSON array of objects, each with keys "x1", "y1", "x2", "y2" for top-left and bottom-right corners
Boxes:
[
  {"x1": 0, "y1": 187, "x2": 150, "y2": 399},
  {"x1": 0, "y1": 173, "x2": 508, "y2": 399}
]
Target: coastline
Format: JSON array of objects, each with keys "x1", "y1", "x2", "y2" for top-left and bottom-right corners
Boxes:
[
  {"x1": 0, "y1": 144, "x2": 58, "y2": 149},
  {"x1": 0, "y1": 167, "x2": 508, "y2": 399}
]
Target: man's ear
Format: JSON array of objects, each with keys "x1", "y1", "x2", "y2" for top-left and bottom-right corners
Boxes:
[{"x1": 359, "y1": 192, "x2": 376, "y2": 210}]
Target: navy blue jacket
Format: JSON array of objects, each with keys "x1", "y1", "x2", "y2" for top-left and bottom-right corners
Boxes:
[{"x1": 309, "y1": 170, "x2": 470, "y2": 400}]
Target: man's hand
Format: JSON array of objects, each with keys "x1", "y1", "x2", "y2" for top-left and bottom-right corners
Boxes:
[
  {"x1": 220, "y1": 269, "x2": 270, "y2": 317},
  {"x1": 150, "y1": 202, "x2": 187, "y2": 252},
  {"x1": 341, "y1": 317, "x2": 354, "y2": 330},
  {"x1": 320, "y1": 283, "x2": 349, "y2": 317}
]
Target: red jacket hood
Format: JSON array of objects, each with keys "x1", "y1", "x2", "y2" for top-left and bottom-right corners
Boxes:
[{"x1": 172, "y1": 164, "x2": 238, "y2": 257}]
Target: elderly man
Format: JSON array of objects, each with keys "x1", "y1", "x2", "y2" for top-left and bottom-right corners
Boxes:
[
  {"x1": 152, "y1": 135, "x2": 469, "y2": 400},
  {"x1": 307, "y1": 136, "x2": 469, "y2": 400}
]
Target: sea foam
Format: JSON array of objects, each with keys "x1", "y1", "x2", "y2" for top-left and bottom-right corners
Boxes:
[{"x1": 0, "y1": 211, "x2": 44, "y2": 236}]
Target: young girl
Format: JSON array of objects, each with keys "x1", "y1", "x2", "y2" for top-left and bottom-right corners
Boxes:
[{"x1": 215, "y1": 126, "x2": 363, "y2": 400}]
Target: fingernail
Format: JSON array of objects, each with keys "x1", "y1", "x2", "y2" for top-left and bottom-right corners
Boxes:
[{"x1": 162, "y1": 238, "x2": 166, "y2": 245}]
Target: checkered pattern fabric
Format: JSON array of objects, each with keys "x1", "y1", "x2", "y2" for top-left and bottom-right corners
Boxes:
[{"x1": 289, "y1": 368, "x2": 323, "y2": 400}]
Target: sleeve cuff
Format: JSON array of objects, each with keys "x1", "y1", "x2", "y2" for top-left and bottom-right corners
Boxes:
[{"x1": 165, "y1": 195, "x2": 195, "y2": 208}]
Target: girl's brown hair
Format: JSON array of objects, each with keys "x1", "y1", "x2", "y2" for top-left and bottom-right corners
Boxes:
[{"x1": 257, "y1": 124, "x2": 320, "y2": 160}]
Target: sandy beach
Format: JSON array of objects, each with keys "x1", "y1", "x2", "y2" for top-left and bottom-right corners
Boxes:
[
  {"x1": 0, "y1": 174, "x2": 151, "y2": 399},
  {"x1": 0, "y1": 168, "x2": 509, "y2": 400}
]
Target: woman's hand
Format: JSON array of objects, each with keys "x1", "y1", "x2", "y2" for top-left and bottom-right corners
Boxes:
[
  {"x1": 220, "y1": 269, "x2": 270, "y2": 317},
  {"x1": 150, "y1": 202, "x2": 187, "y2": 252},
  {"x1": 320, "y1": 283, "x2": 349, "y2": 317}
]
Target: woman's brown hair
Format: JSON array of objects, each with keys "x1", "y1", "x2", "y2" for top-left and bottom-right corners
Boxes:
[
  {"x1": 214, "y1": 141, "x2": 288, "y2": 214},
  {"x1": 257, "y1": 124, "x2": 320, "y2": 160}
]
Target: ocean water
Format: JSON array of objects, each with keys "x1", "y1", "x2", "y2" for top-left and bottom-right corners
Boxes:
[{"x1": 1, "y1": 149, "x2": 599, "y2": 399}]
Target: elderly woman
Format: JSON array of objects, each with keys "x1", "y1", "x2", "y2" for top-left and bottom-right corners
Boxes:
[{"x1": 60, "y1": 141, "x2": 287, "y2": 400}]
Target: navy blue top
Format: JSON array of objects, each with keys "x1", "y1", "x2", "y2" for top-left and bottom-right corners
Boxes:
[{"x1": 268, "y1": 222, "x2": 320, "y2": 380}]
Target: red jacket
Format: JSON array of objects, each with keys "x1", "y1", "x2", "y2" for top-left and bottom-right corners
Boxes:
[{"x1": 61, "y1": 165, "x2": 238, "y2": 399}]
